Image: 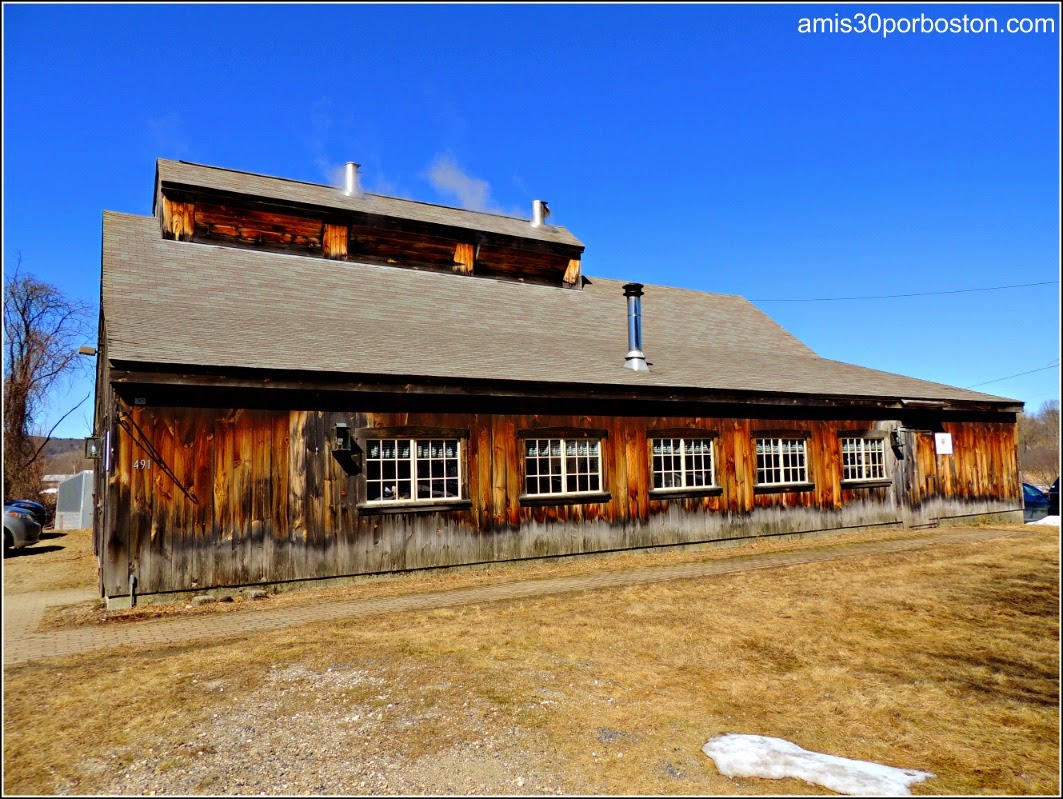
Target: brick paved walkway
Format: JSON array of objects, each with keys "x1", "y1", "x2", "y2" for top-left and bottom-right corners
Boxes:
[{"x1": 3, "y1": 527, "x2": 1019, "y2": 667}]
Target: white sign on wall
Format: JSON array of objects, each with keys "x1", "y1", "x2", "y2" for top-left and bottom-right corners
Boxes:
[{"x1": 934, "y1": 432, "x2": 953, "y2": 455}]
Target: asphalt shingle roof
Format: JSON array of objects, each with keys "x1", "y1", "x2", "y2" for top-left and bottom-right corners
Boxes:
[
  {"x1": 102, "y1": 211, "x2": 1019, "y2": 408},
  {"x1": 155, "y1": 159, "x2": 584, "y2": 250}
]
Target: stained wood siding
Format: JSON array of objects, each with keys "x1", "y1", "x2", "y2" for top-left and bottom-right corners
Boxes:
[
  {"x1": 156, "y1": 188, "x2": 584, "y2": 286},
  {"x1": 194, "y1": 202, "x2": 324, "y2": 252},
  {"x1": 323, "y1": 224, "x2": 349, "y2": 260},
  {"x1": 161, "y1": 197, "x2": 194, "y2": 241},
  {"x1": 100, "y1": 403, "x2": 1021, "y2": 596},
  {"x1": 453, "y1": 242, "x2": 475, "y2": 275},
  {"x1": 475, "y1": 245, "x2": 572, "y2": 285},
  {"x1": 349, "y1": 225, "x2": 462, "y2": 271},
  {"x1": 563, "y1": 258, "x2": 581, "y2": 287}
]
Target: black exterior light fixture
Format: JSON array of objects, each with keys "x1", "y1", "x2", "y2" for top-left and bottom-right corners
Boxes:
[
  {"x1": 331, "y1": 423, "x2": 362, "y2": 475},
  {"x1": 890, "y1": 428, "x2": 906, "y2": 458},
  {"x1": 85, "y1": 437, "x2": 103, "y2": 459},
  {"x1": 333, "y1": 423, "x2": 351, "y2": 451}
]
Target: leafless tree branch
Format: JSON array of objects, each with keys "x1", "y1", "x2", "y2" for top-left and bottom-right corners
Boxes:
[{"x1": 3, "y1": 254, "x2": 95, "y2": 499}]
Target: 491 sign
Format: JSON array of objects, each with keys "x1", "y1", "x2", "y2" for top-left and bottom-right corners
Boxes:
[{"x1": 133, "y1": 459, "x2": 152, "y2": 470}]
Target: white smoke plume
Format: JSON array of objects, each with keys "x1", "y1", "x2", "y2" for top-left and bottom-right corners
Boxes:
[{"x1": 425, "y1": 155, "x2": 495, "y2": 212}]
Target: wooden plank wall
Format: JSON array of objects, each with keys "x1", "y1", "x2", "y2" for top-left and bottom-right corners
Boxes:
[
  {"x1": 323, "y1": 224, "x2": 349, "y2": 260},
  {"x1": 194, "y1": 202, "x2": 324, "y2": 252},
  {"x1": 158, "y1": 190, "x2": 582, "y2": 285},
  {"x1": 102, "y1": 405, "x2": 1021, "y2": 596},
  {"x1": 349, "y1": 226, "x2": 459, "y2": 270},
  {"x1": 161, "y1": 198, "x2": 194, "y2": 241},
  {"x1": 475, "y1": 245, "x2": 572, "y2": 285}
]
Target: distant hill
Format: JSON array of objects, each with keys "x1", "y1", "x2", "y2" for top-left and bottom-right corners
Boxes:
[
  {"x1": 32, "y1": 436, "x2": 94, "y2": 477},
  {"x1": 34, "y1": 436, "x2": 84, "y2": 457}
]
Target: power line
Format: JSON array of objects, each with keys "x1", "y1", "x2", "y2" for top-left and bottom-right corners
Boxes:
[
  {"x1": 752, "y1": 280, "x2": 1057, "y2": 303},
  {"x1": 966, "y1": 362, "x2": 1060, "y2": 389}
]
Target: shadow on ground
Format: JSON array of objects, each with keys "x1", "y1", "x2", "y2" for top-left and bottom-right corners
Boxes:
[{"x1": 4, "y1": 544, "x2": 66, "y2": 559}]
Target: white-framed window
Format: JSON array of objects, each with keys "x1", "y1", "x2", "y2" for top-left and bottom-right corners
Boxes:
[
  {"x1": 365, "y1": 438, "x2": 462, "y2": 503},
  {"x1": 841, "y1": 437, "x2": 886, "y2": 481},
  {"x1": 524, "y1": 438, "x2": 602, "y2": 496},
  {"x1": 755, "y1": 437, "x2": 808, "y2": 486},
  {"x1": 651, "y1": 438, "x2": 715, "y2": 490}
]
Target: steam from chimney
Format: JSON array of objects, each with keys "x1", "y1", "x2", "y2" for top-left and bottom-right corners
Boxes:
[
  {"x1": 623, "y1": 283, "x2": 649, "y2": 372},
  {"x1": 344, "y1": 162, "x2": 361, "y2": 196}
]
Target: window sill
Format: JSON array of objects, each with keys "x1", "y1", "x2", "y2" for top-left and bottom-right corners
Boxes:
[
  {"x1": 754, "y1": 482, "x2": 816, "y2": 495},
  {"x1": 519, "y1": 492, "x2": 612, "y2": 507},
  {"x1": 357, "y1": 499, "x2": 472, "y2": 516},
  {"x1": 649, "y1": 486, "x2": 723, "y2": 500},
  {"x1": 840, "y1": 479, "x2": 893, "y2": 489}
]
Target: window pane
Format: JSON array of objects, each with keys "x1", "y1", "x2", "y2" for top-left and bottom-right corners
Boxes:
[
  {"x1": 525, "y1": 437, "x2": 601, "y2": 495},
  {"x1": 416, "y1": 478, "x2": 432, "y2": 499},
  {"x1": 652, "y1": 437, "x2": 715, "y2": 490},
  {"x1": 366, "y1": 437, "x2": 461, "y2": 503},
  {"x1": 868, "y1": 441, "x2": 884, "y2": 478},
  {"x1": 756, "y1": 438, "x2": 806, "y2": 485},
  {"x1": 841, "y1": 437, "x2": 886, "y2": 481}
]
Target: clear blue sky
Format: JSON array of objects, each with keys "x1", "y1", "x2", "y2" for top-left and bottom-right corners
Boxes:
[{"x1": 3, "y1": 2, "x2": 1060, "y2": 439}]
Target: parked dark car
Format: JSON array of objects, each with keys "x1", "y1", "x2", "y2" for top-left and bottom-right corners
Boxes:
[
  {"x1": 5, "y1": 499, "x2": 49, "y2": 527},
  {"x1": 1022, "y1": 482, "x2": 1051, "y2": 523},
  {"x1": 1048, "y1": 477, "x2": 1059, "y2": 516},
  {"x1": 4, "y1": 504, "x2": 43, "y2": 554}
]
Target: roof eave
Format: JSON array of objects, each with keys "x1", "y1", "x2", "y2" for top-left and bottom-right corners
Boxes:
[{"x1": 105, "y1": 360, "x2": 1023, "y2": 414}]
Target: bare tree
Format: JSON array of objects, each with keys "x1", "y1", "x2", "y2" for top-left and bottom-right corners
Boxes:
[
  {"x1": 1018, "y1": 399, "x2": 1060, "y2": 487},
  {"x1": 3, "y1": 256, "x2": 94, "y2": 499}
]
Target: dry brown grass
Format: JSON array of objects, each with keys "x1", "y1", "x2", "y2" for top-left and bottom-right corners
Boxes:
[
  {"x1": 1, "y1": 527, "x2": 98, "y2": 593},
  {"x1": 3, "y1": 524, "x2": 1058, "y2": 795},
  {"x1": 25, "y1": 523, "x2": 1015, "y2": 631}
]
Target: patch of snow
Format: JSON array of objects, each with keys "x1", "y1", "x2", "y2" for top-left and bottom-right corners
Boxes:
[
  {"x1": 1030, "y1": 515, "x2": 1059, "y2": 526},
  {"x1": 702, "y1": 733, "x2": 933, "y2": 797}
]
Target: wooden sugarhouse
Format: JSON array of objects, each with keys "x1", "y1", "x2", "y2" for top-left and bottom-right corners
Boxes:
[{"x1": 90, "y1": 159, "x2": 1023, "y2": 605}]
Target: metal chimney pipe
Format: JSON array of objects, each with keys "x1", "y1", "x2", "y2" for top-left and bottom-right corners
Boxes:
[
  {"x1": 344, "y1": 162, "x2": 361, "y2": 196},
  {"x1": 531, "y1": 199, "x2": 550, "y2": 227},
  {"x1": 623, "y1": 283, "x2": 650, "y2": 372}
]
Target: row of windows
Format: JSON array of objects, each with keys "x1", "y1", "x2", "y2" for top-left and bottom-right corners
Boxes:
[{"x1": 363, "y1": 434, "x2": 888, "y2": 506}]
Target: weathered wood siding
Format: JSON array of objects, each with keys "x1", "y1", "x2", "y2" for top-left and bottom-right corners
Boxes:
[
  {"x1": 323, "y1": 224, "x2": 349, "y2": 260},
  {"x1": 475, "y1": 244, "x2": 573, "y2": 286},
  {"x1": 193, "y1": 202, "x2": 324, "y2": 252},
  {"x1": 99, "y1": 403, "x2": 1022, "y2": 597},
  {"x1": 161, "y1": 197, "x2": 194, "y2": 241},
  {"x1": 155, "y1": 189, "x2": 582, "y2": 287},
  {"x1": 349, "y1": 225, "x2": 462, "y2": 271}
]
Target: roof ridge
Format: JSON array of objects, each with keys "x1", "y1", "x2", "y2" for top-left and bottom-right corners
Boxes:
[
  {"x1": 586, "y1": 274, "x2": 748, "y2": 301},
  {"x1": 162, "y1": 158, "x2": 564, "y2": 230}
]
